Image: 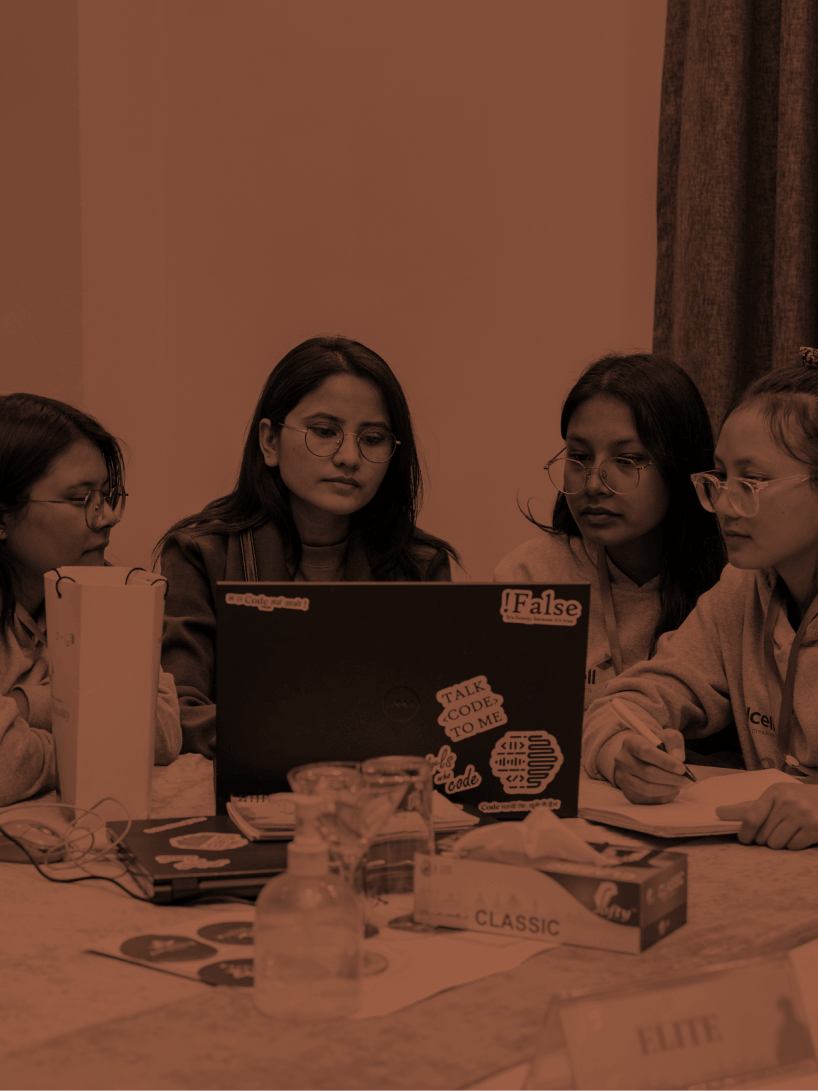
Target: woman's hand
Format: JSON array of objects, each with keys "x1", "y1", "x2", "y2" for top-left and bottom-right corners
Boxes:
[
  {"x1": 611, "y1": 729, "x2": 689, "y2": 804},
  {"x1": 716, "y1": 783, "x2": 818, "y2": 849}
]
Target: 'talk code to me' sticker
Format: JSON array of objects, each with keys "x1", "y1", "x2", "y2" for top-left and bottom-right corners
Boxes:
[{"x1": 435, "y1": 675, "x2": 507, "y2": 742}]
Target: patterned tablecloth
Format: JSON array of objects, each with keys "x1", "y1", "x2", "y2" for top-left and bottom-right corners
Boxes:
[{"x1": 2, "y1": 756, "x2": 818, "y2": 1090}]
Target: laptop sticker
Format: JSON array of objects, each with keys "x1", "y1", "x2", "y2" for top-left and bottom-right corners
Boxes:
[
  {"x1": 500, "y1": 588, "x2": 583, "y2": 626},
  {"x1": 435, "y1": 674, "x2": 508, "y2": 742},
  {"x1": 224, "y1": 591, "x2": 309, "y2": 613},
  {"x1": 489, "y1": 730, "x2": 564, "y2": 794},
  {"x1": 155, "y1": 854, "x2": 232, "y2": 870},
  {"x1": 168, "y1": 832, "x2": 248, "y2": 851},
  {"x1": 425, "y1": 743, "x2": 483, "y2": 795}
]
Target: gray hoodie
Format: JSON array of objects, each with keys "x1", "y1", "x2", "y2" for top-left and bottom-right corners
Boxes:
[{"x1": 583, "y1": 564, "x2": 818, "y2": 782}]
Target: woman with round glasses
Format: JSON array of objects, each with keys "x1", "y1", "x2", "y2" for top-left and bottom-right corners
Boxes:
[
  {"x1": 495, "y1": 353, "x2": 726, "y2": 711},
  {"x1": 0, "y1": 393, "x2": 181, "y2": 806},
  {"x1": 584, "y1": 348, "x2": 818, "y2": 850},
  {"x1": 157, "y1": 335, "x2": 459, "y2": 758}
]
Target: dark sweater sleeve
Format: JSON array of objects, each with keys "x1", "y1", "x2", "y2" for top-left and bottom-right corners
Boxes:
[{"x1": 160, "y1": 535, "x2": 219, "y2": 758}]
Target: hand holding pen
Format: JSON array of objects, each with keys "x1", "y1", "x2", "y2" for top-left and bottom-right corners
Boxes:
[{"x1": 610, "y1": 697, "x2": 697, "y2": 805}]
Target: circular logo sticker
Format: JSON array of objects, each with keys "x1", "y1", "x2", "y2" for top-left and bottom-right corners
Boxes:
[
  {"x1": 197, "y1": 921, "x2": 254, "y2": 946},
  {"x1": 489, "y1": 730, "x2": 564, "y2": 794},
  {"x1": 382, "y1": 686, "x2": 421, "y2": 723},
  {"x1": 198, "y1": 959, "x2": 254, "y2": 986},
  {"x1": 120, "y1": 934, "x2": 217, "y2": 963}
]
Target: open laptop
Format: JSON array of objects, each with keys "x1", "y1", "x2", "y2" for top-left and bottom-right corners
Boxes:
[{"x1": 215, "y1": 582, "x2": 590, "y2": 820}]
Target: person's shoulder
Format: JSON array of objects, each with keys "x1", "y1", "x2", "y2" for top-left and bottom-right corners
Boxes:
[
  {"x1": 161, "y1": 522, "x2": 232, "y2": 568},
  {"x1": 494, "y1": 531, "x2": 577, "y2": 582},
  {"x1": 408, "y1": 533, "x2": 453, "y2": 580}
]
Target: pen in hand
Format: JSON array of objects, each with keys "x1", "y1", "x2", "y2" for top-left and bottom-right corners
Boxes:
[{"x1": 611, "y1": 698, "x2": 697, "y2": 784}]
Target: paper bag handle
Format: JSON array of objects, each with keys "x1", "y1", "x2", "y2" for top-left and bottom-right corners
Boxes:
[
  {"x1": 46, "y1": 570, "x2": 77, "y2": 599},
  {"x1": 126, "y1": 568, "x2": 169, "y2": 599}
]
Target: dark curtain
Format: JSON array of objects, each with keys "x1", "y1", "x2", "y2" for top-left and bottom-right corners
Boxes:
[{"x1": 654, "y1": 0, "x2": 818, "y2": 430}]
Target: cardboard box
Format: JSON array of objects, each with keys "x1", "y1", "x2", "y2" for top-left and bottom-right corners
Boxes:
[{"x1": 413, "y1": 844, "x2": 687, "y2": 954}]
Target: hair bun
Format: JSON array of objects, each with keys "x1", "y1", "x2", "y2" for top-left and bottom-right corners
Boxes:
[{"x1": 800, "y1": 346, "x2": 818, "y2": 366}]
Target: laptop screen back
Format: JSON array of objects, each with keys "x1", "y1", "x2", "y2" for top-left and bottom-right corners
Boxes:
[{"x1": 215, "y1": 582, "x2": 589, "y2": 819}]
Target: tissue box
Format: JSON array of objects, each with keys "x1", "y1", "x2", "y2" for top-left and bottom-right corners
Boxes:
[{"x1": 412, "y1": 844, "x2": 686, "y2": 954}]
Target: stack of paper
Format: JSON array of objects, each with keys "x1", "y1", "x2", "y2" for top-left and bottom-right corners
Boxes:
[
  {"x1": 578, "y1": 768, "x2": 798, "y2": 837},
  {"x1": 227, "y1": 790, "x2": 480, "y2": 841}
]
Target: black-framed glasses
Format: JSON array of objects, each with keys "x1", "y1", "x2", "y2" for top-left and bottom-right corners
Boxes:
[
  {"x1": 545, "y1": 449, "x2": 654, "y2": 495},
  {"x1": 278, "y1": 422, "x2": 400, "y2": 464},
  {"x1": 690, "y1": 471, "x2": 813, "y2": 518},
  {"x1": 14, "y1": 489, "x2": 128, "y2": 530}
]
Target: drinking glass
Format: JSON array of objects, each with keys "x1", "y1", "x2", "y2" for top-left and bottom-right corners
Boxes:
[
  {"x1": 286, "y1": 760, "x2": 410, "y2": 974},
  {"x1": 361, "y1": 756, "x2": 434, "y2": 921}
]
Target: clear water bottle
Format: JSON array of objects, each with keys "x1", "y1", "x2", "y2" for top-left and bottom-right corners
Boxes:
[{"x1": 254, "y1": 794, "x2": 362, "y2": 1019}]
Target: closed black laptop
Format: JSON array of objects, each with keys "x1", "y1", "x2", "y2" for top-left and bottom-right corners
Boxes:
[
  {"x1": 111, "y1": 816, "x2": 287, "y2": 903},
  {"x1": 215, "y1": 582, "x2": 590, "y2": 819}
]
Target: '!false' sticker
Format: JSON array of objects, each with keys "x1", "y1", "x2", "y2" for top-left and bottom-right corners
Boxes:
[
  {"x1": 500, "y1": 588, "x2": 582, "y2": 626},
  {"x1": 435, "y1": 675, "x2": 508, "y2": 742},
  {"x1": 489, "y1": 730, "x2": 564, "y2": 794},
  {"x1": 155, "y1": 855, "x2": 232, "y2": 870}
]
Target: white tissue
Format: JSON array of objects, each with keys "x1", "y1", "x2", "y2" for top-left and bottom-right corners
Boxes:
[{"x1": 451, "y1": 807, "x2": 618, "y2": 867}]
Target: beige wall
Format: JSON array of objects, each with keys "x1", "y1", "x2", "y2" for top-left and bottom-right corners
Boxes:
[{"x1": 1, "y1": 0, "x2": 666, "y2": 580}]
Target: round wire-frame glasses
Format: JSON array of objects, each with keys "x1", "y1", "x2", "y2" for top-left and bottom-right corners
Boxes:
[
  {"x1": 690, "y1": 472, "x2": 813, "y2": 518},
  {"x1": 13, "y1": 489, "x2": 127, "y2": 530},
  {"x1": 278, "y1": 422, "x2": 400, "y2": 464},
  {"x1": 545, "y1": 449, "x2": 654, "y2": 495}
]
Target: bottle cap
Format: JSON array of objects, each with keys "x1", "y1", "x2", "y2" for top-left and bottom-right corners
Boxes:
[{"x1": 287, "y1": 793, "x2": 330, "y2": 876}]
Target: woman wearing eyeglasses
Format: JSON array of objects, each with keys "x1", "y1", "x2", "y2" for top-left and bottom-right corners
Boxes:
[
  {"x1": 0, "y1": 393, "x2": 181, "y2": 806},
  {"x1": 495, "y1": 353, "x2": 726, "y2": 711},
  {"x1": 584, "y1": 348, "x2": 818, "y2": 849},
  {"x1": 157, "y1": 335, "x2": 459, "y2": 758}
]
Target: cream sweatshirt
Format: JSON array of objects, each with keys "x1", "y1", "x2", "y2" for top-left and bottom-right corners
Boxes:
[
  {"x1": 494, "y1": 532, "x2": 661, "y2": 710},
  {"x1": 0, "y1": 607, "x2": 182, "y2": 807},
  {"x1": 583, "y1": 564, "x2": 818, "y2": 782}
]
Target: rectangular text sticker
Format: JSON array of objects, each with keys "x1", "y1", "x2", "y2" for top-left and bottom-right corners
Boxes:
[
  {"x1": 436, "y1": 674, "x2": 508, "y2": 742},
  {"x1": 224, "y1": 592, "x2": 309, "y2": 613},
  {"x1": 500, "y1": 588, "x2": 582, "y2": 626}
]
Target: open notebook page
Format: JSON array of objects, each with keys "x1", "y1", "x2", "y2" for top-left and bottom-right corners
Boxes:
[{"x1": 578, "y1": 768, "x2": 798, "y2": 837}]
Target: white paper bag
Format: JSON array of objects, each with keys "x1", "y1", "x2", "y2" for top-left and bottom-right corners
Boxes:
[{"x1": 44, "y1": 567, "x2": 166, "y2": 822}]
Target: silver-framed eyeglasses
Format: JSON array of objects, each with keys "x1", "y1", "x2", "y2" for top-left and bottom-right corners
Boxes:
[
  {"x1": 14, "y1": 489, "x2": 127, "y2": 530},
  {"x1": 279, "y1": 422, "x2": 400, "y2": 464},
  {"x1": 545, "y1": 449, "x2": 654, "y2": 495},
  {"x1": 690, "y1": 471, "x2": 813, "y2": 518}
]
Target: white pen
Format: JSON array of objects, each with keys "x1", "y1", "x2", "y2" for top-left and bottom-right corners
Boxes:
[{"x1": 611, "y1": 698, "x2": 697, "y2": 783}]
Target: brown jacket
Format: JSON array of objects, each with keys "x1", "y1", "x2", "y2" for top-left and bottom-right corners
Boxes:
[{"x1": 160, "y1": 523, "x2": 452, "y2": 757}]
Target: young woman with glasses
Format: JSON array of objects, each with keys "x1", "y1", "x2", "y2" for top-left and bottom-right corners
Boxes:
[
  {"x1": 584, "y1": 348, "x2": 818, "y2": 850},
  {"x1": 0, "y1": 393, "x2": 181, "y2": 806},
  {"x1": 157, "y1": 335, "x2": 459, "y2": 758},
  {"x1": 495, "y1": 353, "x2": 726, "y2": 711}
]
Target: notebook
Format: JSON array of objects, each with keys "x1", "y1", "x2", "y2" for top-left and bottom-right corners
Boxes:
[
  {"x1": 215, "y1": 582, "x2": 590, "y2": 819},
  {"x1": 110, "y1": 816, "x2": 287, "y2": 903},
  {"x1": 578, "y1": 768, "x2": 797, "y2": 837}
]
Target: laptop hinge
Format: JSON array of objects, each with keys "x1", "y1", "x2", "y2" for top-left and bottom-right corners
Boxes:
[{"x1": 169, "y1": 877, "x2": 201, "y2": 901}]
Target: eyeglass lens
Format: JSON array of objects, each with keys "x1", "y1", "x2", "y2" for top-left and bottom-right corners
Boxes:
[
  {"x1": 548, "y1": 458, "x2": 643, "y2": 495},
  {"x1": 86, "y1": 490, "x2": 126, "y2": 528},
  {"x1": 304, "y1": 424, "x2": 396, "y2": 463},
  {"x1": 695, "y1": 478, "x2": 756, "y2": 517}
]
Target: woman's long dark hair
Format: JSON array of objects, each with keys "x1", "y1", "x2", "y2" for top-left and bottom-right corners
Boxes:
[
  {"x1": 526, "y1": 353, "x2": 725, "y2": 653},
  {"x1": 156, "y1": 336, "x2": 458, "y2": 578},
  {"x1": 0, "y1": 393, "x2": 125, "y2": 639}
]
